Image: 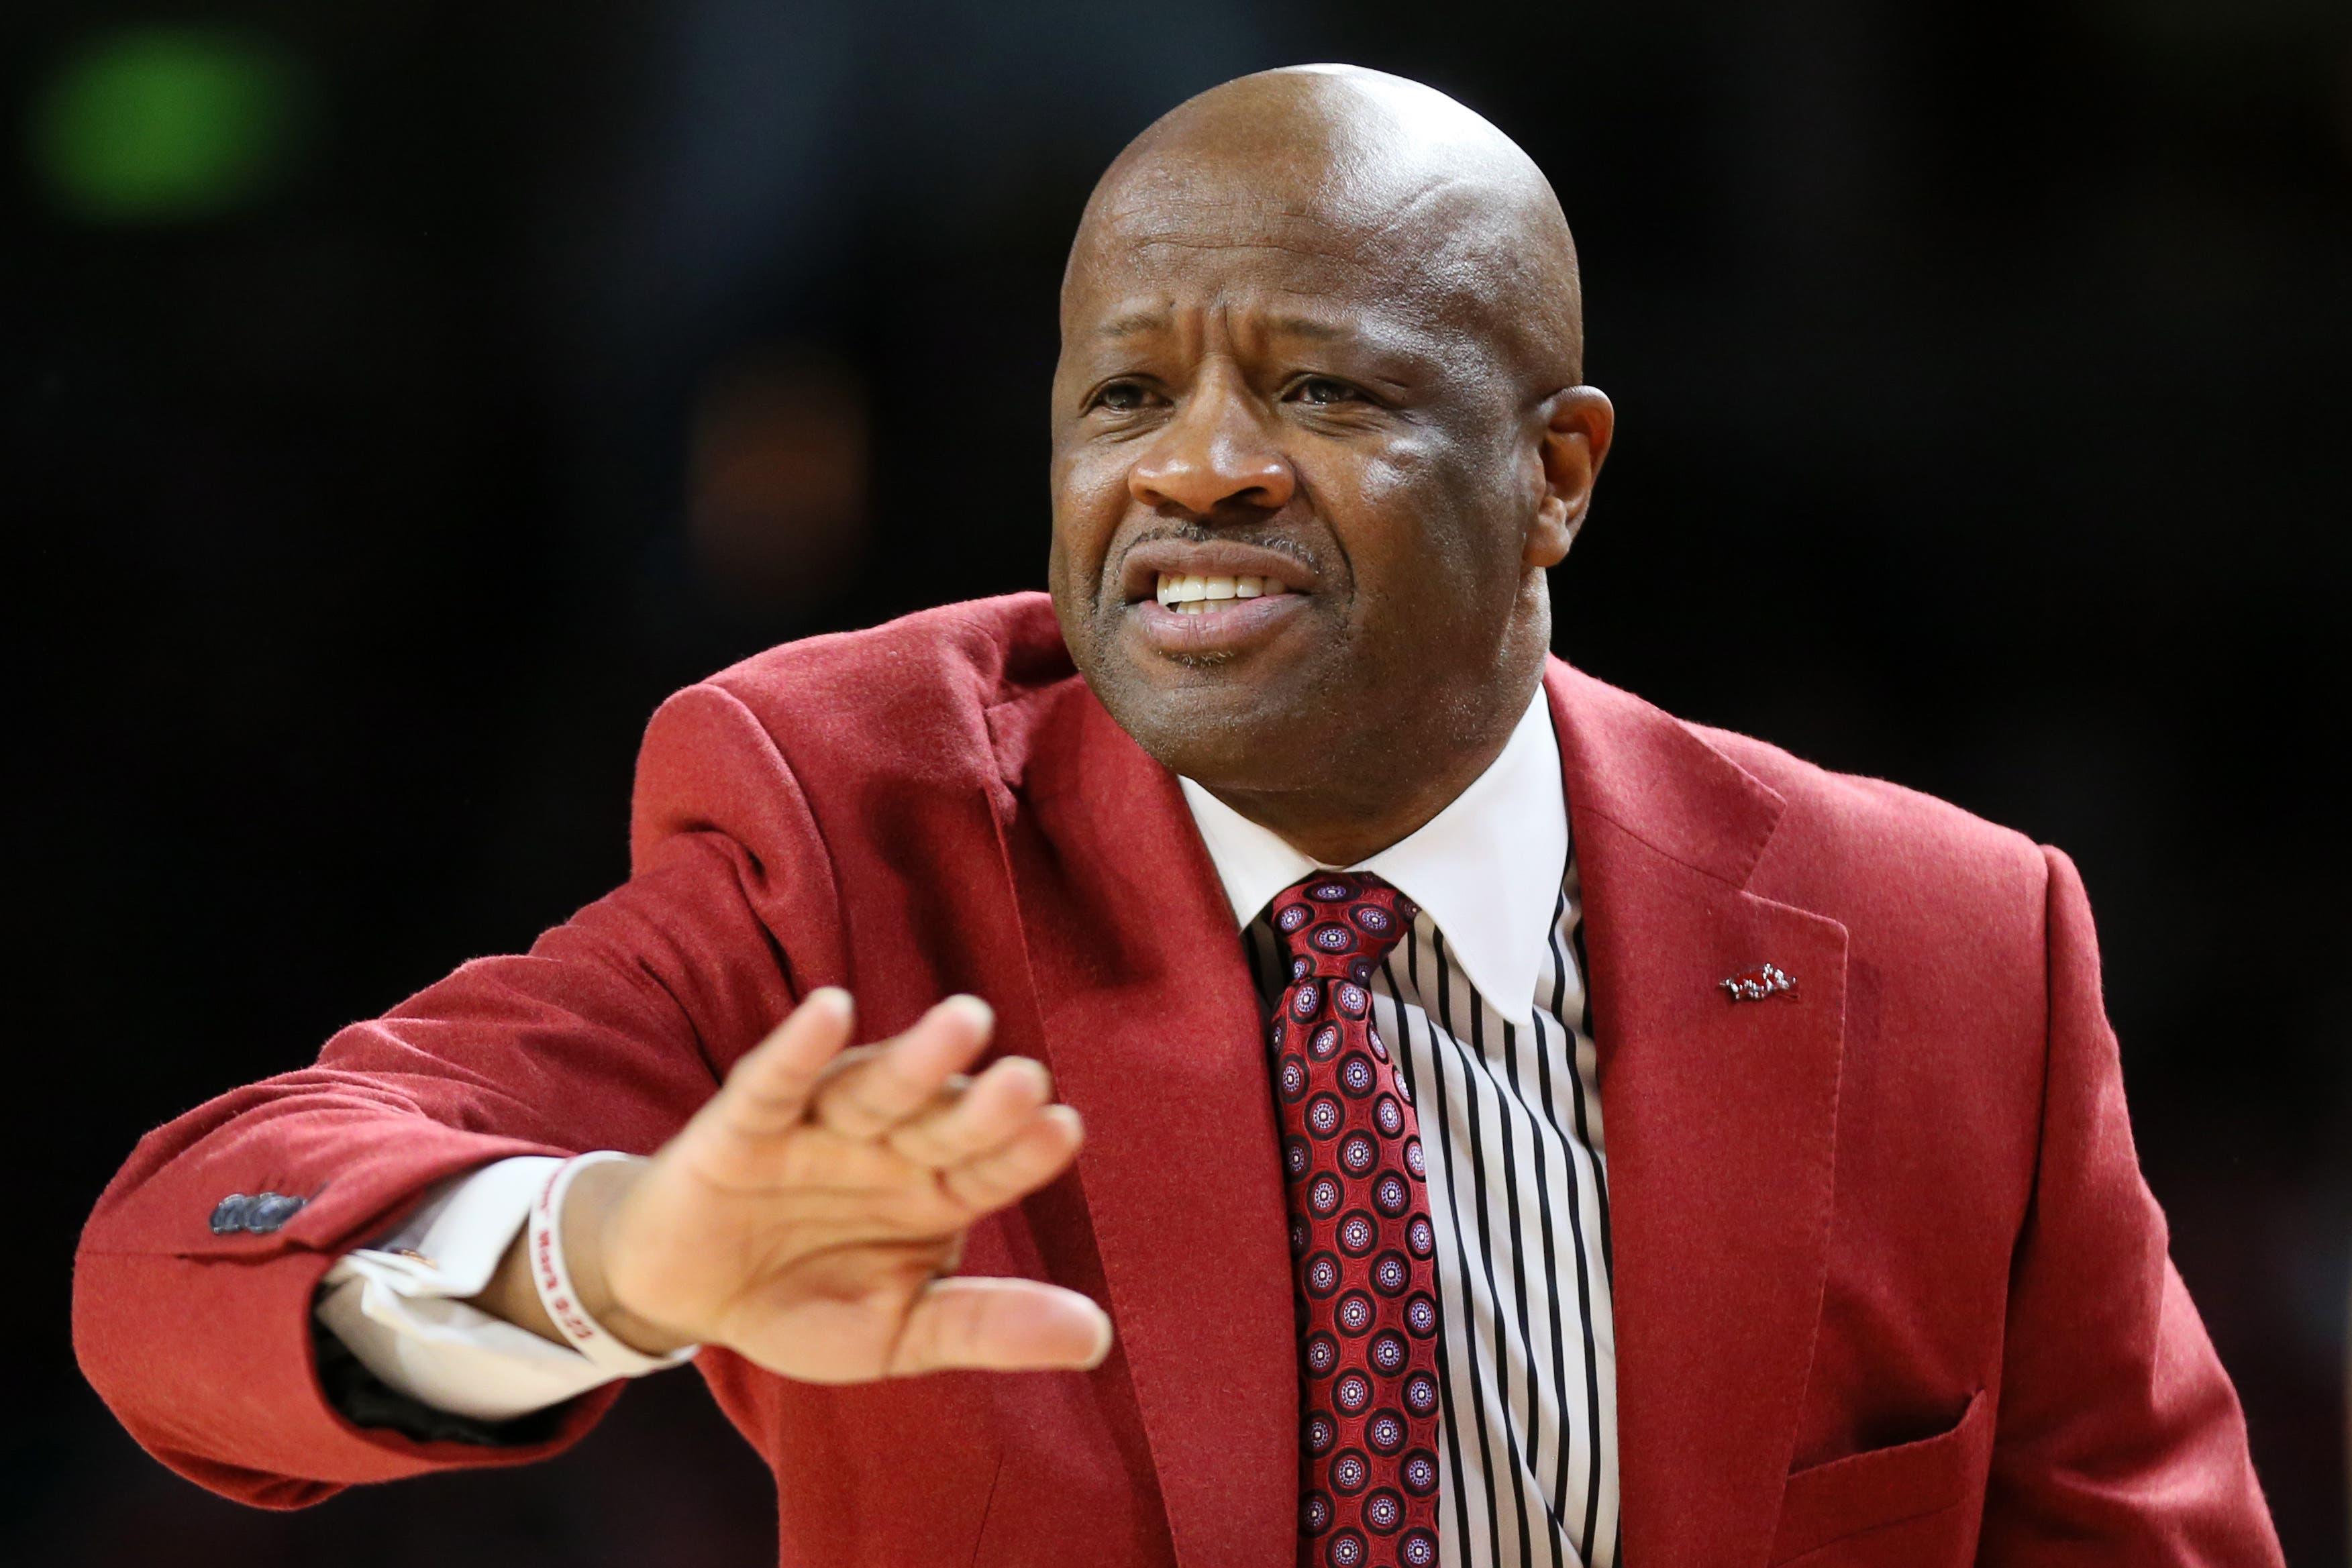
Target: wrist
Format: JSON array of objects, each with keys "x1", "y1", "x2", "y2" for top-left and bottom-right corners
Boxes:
[{"x1": 559, "y1": 1156, "x2": 699, "y2": 1358}]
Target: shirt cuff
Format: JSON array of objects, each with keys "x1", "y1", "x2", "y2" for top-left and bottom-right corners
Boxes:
[{"x1": 315, "y1": 1155, "x2": 689, "y2": 1423}]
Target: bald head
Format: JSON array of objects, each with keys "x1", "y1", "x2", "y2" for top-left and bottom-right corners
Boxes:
[{"x1": 1066, "y1": 65, "x2": 1584, "y2": 392}]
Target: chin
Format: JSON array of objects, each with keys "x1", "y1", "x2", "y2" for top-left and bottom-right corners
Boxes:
[
  {"x1": 1101, "y1": 672, "x2": 1341, "y2": 794},
  {"x1": 1065, "y1": 586, "x2": 1353, "y2": 783}
]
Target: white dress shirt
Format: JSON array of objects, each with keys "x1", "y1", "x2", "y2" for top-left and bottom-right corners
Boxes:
[{"x1": 318, "y1": 685, "x2": 1621, "y2": 1567}]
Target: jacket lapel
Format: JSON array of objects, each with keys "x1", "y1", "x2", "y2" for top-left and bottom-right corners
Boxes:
[
  {"x1": 985, "y1": 679, "x2": 1298, "y2": 1568},
  {"x1": 1547, "y1": 660, "x2": 1848, "y2": 1567}
]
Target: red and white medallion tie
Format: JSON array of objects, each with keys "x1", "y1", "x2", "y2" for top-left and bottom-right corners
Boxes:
[{"x1": 1268, "y1": 872, "x2": 1443, "y2": 1568}]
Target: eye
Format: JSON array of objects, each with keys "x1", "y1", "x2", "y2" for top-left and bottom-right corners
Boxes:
[
  {"x1": 1288, "y1": 376, "x2": 1366, "y2": 407},
  {"x1": 1088, "y1": 379, "x2": 1162, "y2": 414}
]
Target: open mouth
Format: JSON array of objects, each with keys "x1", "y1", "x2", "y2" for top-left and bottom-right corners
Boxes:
[
  {"x1": 1112, "y1": 537, "x2": 1322, "y2": 661},
  {"x1": 1152, "y1": 572, "x2": 1296, "y2": 614}
]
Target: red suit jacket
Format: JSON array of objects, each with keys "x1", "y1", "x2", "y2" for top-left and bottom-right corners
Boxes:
[{"x1": 74, "y1": 593, "x2": 2281, "y2": 1567}]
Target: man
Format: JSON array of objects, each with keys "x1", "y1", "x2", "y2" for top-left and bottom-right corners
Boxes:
[{"x1": 74, "y1": 65, "x2": 2281, "y2": 1568}]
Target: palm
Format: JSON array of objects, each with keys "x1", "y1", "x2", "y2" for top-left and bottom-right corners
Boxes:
[{"x1": 597, "y1": 992, "x2": 1105, "y2": 1381}]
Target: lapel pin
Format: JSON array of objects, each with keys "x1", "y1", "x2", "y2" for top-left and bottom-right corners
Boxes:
[{"x1": 1721, "y1": 963, "x2": 1795, "y2": 1002}]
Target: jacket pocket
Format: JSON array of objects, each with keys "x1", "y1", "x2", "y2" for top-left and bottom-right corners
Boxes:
[{"x1": 1766, "y1": 1389, "x2": 1991, "y2": 1566}]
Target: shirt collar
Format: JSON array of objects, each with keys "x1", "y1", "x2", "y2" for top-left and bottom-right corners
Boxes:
[{"x1": 1177, "y1": 684, "x2": 1569, "y2": 1008}]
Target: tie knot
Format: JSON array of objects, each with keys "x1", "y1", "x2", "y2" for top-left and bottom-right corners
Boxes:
[{"x1": 1270, "y1": 871, "x2": 1417, "y2": 979}]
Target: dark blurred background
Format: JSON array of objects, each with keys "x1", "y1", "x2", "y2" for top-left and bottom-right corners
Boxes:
[{"x1": 8, "y1": 0, "x2": 2349, "y2": 1561}]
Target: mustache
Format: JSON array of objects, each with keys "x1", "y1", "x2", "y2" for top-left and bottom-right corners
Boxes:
[{"x1": 1112, "y1": 522, "x2": 1325, "y2": 579}]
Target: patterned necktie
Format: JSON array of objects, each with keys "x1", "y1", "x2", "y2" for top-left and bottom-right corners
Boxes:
[{"x1": 1268, "y1": 872, "x2": 1443, "y2": 1568}]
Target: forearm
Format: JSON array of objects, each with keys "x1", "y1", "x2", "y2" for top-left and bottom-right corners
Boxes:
[
  {"x1": 309, "y1": 1153, "x2": 701, "y2": 1442},
  {"x1": 315, "y1": 1157, "x2": 631, "y2": 1426}
]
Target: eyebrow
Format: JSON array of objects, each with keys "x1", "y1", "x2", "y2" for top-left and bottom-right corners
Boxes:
[{"x1": 1093, "y1": 311, "x2": 1163, "y2": 341}]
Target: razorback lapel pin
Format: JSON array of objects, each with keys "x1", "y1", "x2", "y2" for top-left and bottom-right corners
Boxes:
[{"x1": 1721, "y1": 963, "x2": 1796, "y2": 1002}]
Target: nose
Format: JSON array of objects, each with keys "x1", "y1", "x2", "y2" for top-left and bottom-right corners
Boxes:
[{"x1": 1128, "y1": 366, "x2": 1296, "y2": 518}]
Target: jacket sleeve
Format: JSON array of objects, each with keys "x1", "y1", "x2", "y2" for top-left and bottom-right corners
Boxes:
[
  {"x1": 1974, "y1": 847, "x2": 2282, "y2": 1564},
  {"x1": 71, "y1": 682, "x2": 830, "y2": 1508}
]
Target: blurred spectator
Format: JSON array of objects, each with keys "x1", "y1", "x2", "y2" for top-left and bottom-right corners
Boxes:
[{"x1": 686, "y1": 350, "x2": 868, "y2": 614}]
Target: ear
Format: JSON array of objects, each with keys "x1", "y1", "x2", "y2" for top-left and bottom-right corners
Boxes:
[{"x1": 1525, "y1": 386, "x2": 1616, "y2": 570}]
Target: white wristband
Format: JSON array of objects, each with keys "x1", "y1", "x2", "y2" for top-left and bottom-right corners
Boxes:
[{"x1": 528, "y1": 1152, "x2": 698, "y2": 1377}]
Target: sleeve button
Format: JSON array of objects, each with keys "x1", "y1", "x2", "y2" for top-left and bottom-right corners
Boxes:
[
  {"x1": 244, "y1": 1192, "x2": 307, "y2": 1234},
  {"x1": 209, "y1": 1194, "x2": 252, "y2": 1235}
]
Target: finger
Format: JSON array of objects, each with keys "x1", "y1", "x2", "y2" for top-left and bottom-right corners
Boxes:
[
  {"x1": 887, "y1": 1275, "x2": 1113, "y2": 1376},
  {"x1": 701, "y1": 988, "x2": 857, "y2": 1139},
  {"x1": 884, "y1": 1055, "x2": 1052, "y2": 1169},
  {"x1": 811, "y1": 995, "x2": 994, "y2": 1139},
  {"x1": 809, "y1": 1049, "x2": 967, "y2": 1110},
  {"x1": 940, "y1": 1104, "x2": 1084, "y2": 1214}
]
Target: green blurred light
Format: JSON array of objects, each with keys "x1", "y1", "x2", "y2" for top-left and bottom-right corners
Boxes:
[{"x1": 31, "y1": 29, "x2": 309, "y2": 223}]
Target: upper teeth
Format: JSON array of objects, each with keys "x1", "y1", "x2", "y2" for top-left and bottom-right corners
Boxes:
[{"x1": 1156, "y1": 573, "x2": 1288, "y2": 611}]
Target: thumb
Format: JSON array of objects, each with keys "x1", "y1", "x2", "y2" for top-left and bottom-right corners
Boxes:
[{"x1": 886, "y1": 1277, "x2": 1114, "y2": 1377}]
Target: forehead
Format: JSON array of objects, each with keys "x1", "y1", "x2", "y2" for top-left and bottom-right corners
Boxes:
[{"x1": 1063, "y1": 160, "x2": 1512, "y2": 342}]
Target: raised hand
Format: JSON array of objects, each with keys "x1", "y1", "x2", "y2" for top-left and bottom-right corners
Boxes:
[{"x1": 480, "y1": 989, "x2": 1109, "y2": 1381}]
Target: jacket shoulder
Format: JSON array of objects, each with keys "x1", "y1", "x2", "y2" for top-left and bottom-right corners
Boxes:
[
  {"x1": 699, "y1": 592, "x2": 1074, "y2": 778},
  {"x1": 627, "y1": 592, "x2": 1074, "y2": 871},
  {"x1": 1689, "y1": 721, "x2": 2059, "y2": 1129},
  {"x1": 1692, "y1": 721, "x2": 2051, "y2": 926}
]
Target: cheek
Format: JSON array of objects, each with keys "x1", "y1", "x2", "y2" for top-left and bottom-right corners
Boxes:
[
  {"x1": 1344, "y1": 449, "x2": 1422, "y2": 520},
  {"x1": 1048, "y1": 446, "x2": 1129, "y2": 590},
  {"x1": 1321, "y1": 432, "x2": 1441, "y2": 541},
  {"x1": 1325, "y1": 436, "x2": 1504, "y2": 600}
]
